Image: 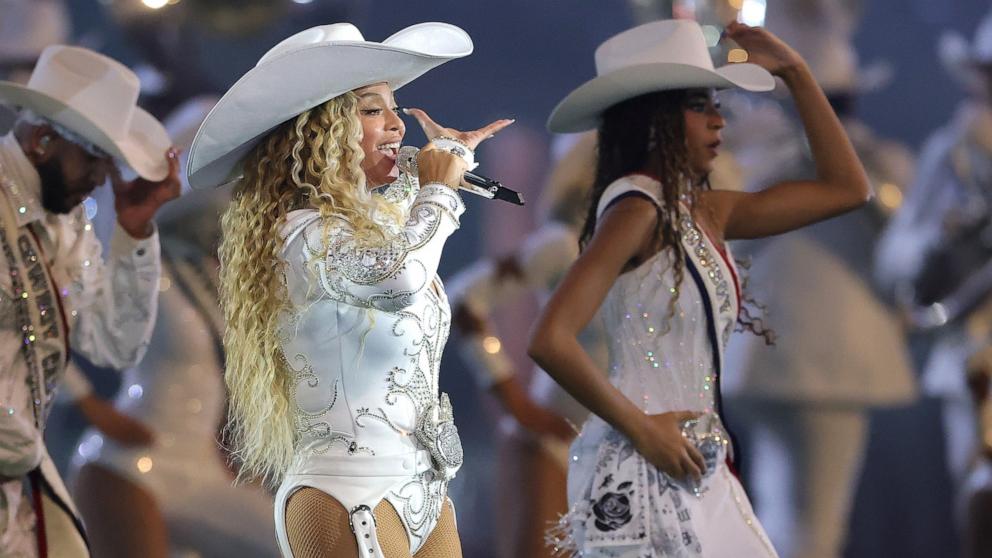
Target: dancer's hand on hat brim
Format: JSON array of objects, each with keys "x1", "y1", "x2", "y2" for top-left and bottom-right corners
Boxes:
[
  {"x1": 112, "y1": 148, "x2": 182, "y2": 239},
  {"x1": 403, "y1": 108, "x2": 514, "y2": 151},
  {"x1": 724, "y1": 21, "x2": 805, "y2": 78}
]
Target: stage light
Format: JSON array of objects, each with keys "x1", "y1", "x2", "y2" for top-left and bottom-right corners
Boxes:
[
  {"x1": 482, "y1": 336, "x2": 502, "y2": 354},
  {"x1": 878, "y1": 182, "x2": 903, "y2": 210},
  {"x1": 740, "y1": 0, "x2": 766, "y2": 26}
]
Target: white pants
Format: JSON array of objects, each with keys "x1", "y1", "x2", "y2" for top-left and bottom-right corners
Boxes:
[{"x1": 732, "y1": 401, "x2": 868, "y2": 558}]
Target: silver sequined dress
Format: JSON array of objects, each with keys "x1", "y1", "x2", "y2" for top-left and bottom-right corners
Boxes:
[{"x1": 559, "y1": 175, "x2": 777, "y2": 557}]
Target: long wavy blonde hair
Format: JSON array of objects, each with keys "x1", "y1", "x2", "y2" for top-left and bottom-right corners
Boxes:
[{"x1": 219, "y1": 92, "x2": 404, "y2": 485}]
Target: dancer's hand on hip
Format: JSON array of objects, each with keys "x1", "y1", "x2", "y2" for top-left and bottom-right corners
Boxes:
[{"x1": 631, "y1": 411, "x2": 707, "y2": 482}]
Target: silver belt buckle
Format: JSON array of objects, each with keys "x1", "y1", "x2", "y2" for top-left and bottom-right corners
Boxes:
[
  {"x1": 679, "y1": 412, "x2": 728, "y2": 497},
  {"x1": 415, "y1": 392, "x2": 464, "y2": 479}
]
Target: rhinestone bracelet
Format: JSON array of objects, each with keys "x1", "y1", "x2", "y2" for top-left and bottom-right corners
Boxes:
[
  {"x1": 420, "y1": 180, "x2": 461, "y2": 192},
  {"x1": 433, "y1": 135, "x2": 471, "y2": 149},
  {"x1": 430, "y1": 137, "x2": 478, "y2": 171}
]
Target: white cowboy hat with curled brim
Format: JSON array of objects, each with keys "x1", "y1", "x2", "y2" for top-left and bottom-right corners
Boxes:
[
  {"x1": 186, "y1": 22, "x2": 474, "y2": 190},
  {"x1": 547, "y1": 19, "x2": 775, "y2": 134},
  {"x1": 0, "y1": 45, "x2": 171, "y2": 180}
]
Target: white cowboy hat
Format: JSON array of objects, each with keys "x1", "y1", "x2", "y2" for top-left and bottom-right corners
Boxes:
[
  {"x1": 547, "y1": 19, "x2": 774, "y2": 134},
  {"x1": 0, "y1": 45, "x2": 171, "y2": 180},
  {"x1": 938, "y1": 9, "x2": 992, "y2": 93},
  {"x1": 186, "y1": 22, "x2": 473, "y2": 190}
]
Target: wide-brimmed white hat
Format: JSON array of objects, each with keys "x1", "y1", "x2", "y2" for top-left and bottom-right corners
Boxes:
[
  {"x1": 548, "y1": 19, "x2": 774, "y2": 133},
  {"x1": 187, "y1": 22, "x2": 473, "y2": 190},
  {"x1": 0, "y1": 45, "x2": 171, "y2": 180}
]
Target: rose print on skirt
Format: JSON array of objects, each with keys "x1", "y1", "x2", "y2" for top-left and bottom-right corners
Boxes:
[
  {"x1": 592, "y1": 480, "x2": 634, "y2": 531},
  {"x1": 550, "y1": 428, "x2": 707, "y2": 554}
]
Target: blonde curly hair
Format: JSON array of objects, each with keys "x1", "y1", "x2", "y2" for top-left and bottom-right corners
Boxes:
[{"x1": 218, "y1": 91, "x2": 404, "y2": 485}]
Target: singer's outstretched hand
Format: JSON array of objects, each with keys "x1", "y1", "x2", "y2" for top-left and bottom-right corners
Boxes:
[{"x1": 403, "y1": 108, "x2": 514, "y2": 151}]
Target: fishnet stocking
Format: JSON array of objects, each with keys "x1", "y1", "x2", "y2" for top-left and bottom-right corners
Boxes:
[
  {"x1": 413, "y1": 499, "x2": 462, "y2": 558},
  {"x1": 284, "y1": 488, "x2": 462, "y2": 557},
  {"x1": 285, "y1": 487, "x2": 360, "y2": 557},
  {"x1": 373, "y1": 501, "x2": 412, "y2": 557}
]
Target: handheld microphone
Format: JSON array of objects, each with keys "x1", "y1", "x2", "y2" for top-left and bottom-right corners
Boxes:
[{"x1": 397, "y1": 146, "x2": 525, "y2": 206}]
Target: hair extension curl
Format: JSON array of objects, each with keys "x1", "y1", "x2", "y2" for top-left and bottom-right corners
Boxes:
[{"x1": 218, "y1": 92, "x2": 404, "y2": 485}]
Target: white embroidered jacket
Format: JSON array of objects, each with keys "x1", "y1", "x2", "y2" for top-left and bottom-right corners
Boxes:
[{"x1": 0, "y1": 133, "x2": 160, "y2": 555}]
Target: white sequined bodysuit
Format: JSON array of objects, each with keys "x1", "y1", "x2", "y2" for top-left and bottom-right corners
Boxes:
[
  {"x1": 273, "y1": 175, "x2": 465, "y2": 557},
  {"x1": 560, "y1": 175, "x2": 778, "y2": 557}
]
